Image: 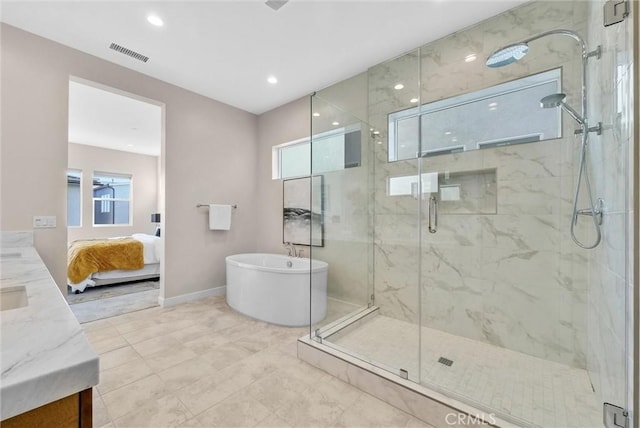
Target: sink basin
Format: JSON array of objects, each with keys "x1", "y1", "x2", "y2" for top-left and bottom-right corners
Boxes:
[
  {"x1": 0, "y1": 252, "x2": 22, "y2": 259},
  {"x1": 1, "y1": 286, "x2": 28, "y2": 311}
]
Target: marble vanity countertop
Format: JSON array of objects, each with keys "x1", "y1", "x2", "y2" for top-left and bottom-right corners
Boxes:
[{"x1": 0, "y1": 245, "x2": 99, "y2": 420}]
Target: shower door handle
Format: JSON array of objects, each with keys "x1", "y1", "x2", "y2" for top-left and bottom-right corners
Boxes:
[{"x1": 428, "y1": 195, "x2": 437, "y2": 234}]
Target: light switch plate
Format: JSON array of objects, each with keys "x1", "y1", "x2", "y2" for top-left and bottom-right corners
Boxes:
[{"x1": 33, "y1": 216, "x2": 56, "y2": 228}]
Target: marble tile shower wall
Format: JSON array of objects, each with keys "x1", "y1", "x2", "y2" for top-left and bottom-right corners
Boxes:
[
  {"x1": 312, "y1": 167, "x2": 372, "y2": 306},
  {"x1": 585, "y1": 0, "x2": 633, "y2": 410},
  {"x1": 368, "y1": 1, "x2": 592, "y2": 368}
]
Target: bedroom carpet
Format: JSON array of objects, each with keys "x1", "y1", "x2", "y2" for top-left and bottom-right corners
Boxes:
[
  {"x1": 67, "y1": 280, "x2": 160, "y2": 304},
  {"x1": 70, "y1": 289, "x2": 160, "y2": 323}
]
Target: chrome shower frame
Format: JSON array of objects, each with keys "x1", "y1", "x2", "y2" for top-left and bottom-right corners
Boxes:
[{"x1": 488, "y1": 29, "x2": 604, "y2": 249}]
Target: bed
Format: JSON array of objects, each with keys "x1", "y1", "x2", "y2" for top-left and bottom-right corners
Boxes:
[{"x1": 67, "y1": 233, "x2": 161, "y2": 293}]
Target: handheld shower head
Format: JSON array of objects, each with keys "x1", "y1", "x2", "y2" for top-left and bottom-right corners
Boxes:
[
  {"x1": 486, "y1": 43, "x2": 529, "y2": 68},
  {"x1": 540, "y1": 93, "x2": 585, "y2": 125}
]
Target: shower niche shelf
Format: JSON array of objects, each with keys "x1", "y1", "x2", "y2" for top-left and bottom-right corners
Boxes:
[{"x1": 430, "y1": 168, "x2": 497, "y2": 215}]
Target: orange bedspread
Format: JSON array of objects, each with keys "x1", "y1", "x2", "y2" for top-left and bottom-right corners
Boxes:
[{"x1": 67, "y1": 238, "x2": 144, "y2": 284}]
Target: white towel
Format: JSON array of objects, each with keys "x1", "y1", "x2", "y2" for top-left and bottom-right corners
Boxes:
[{"x1": 209, "y1": 204, "x2": 232, "y2": 230}]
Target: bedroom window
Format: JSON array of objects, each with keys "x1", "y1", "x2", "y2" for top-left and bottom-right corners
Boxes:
[
  {"x1": 92, "y1": 172, "x2": 132, "y2": 226},
  {"x1": 67, "y1": 170, "x2": 81, "y2": 227}
]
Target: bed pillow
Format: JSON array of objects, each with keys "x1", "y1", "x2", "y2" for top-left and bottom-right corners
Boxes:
[{"x1": 131, "y1": 233, "x2": 161, "y2": 264}]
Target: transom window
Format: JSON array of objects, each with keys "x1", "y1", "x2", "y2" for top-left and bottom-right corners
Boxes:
[
  {"x1": 388, "y1": 68, "x2": 562, "y2": 161},
  {"x1": 272, "y1": 125, "x2": 361, "y2": 180}
]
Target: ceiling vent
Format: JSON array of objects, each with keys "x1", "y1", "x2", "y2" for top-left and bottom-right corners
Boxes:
[
  {"x1": 265, "y1": 0, "x2": 288, "y2": 11},
  {"x1": 109, "y1": 43, "x2": 149, "y2": 63}
]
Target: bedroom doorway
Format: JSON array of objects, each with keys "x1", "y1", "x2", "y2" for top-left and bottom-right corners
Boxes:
[{"x1": 66, "y1": 77, "x2": 164, "y2": 323}]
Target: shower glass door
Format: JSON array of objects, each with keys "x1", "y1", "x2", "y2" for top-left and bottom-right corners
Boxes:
[
  {"x1": 307, "y1": 2, "x2": 632, "y2": 427},
  {"x1": 416, "y1": 1, "x2": 632, "y2": 427},
  {"x1": 364, "y1": 48, "x2": 423, "y2": 382}
]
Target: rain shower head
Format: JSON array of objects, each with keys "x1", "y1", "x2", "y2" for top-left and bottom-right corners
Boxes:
[
  {"x1": 485, "y1": 43, "x2": 529, "y2": 68},
  {"x1": 486, "y1": 29, "x2": 599, "y2": 70},
  {"x1": 540, "y1": 93, "x2": 585, "y2": 125},
  {"x1": 540, "y1": 93, "x2": 567, "y2": 108}
]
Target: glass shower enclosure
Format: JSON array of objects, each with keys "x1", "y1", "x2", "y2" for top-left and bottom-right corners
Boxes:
[{"x1": 308, "y1": 1, "x2": 634, "y2": 427}]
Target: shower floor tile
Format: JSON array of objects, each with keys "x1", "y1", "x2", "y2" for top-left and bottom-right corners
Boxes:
[{"x1": 328, "y1": 315, "x2": 601, "y2": 428}]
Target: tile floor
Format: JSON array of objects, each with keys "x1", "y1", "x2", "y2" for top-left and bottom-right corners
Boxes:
[
  {"x1": 83, "y1": 296, "x2": 434, "y2": 428},
  {"x1": 328, "y1": 315, "x2": 602, "y2": 428}
]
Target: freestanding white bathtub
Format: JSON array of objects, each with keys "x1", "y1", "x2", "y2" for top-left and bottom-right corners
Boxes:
[{"x1": 225, "y1": 253, "x2": 328, "y2": 327}]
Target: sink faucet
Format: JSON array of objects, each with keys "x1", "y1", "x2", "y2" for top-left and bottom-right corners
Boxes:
[{"x1": 284, "y1": 242, "x2": 298, "y2": 257}]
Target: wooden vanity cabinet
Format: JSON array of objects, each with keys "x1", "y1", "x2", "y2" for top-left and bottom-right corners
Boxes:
[{"x1": 1, "y1": 388, "x2": 92, "y2": 428}]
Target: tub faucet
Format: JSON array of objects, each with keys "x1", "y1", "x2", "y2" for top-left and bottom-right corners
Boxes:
[{"x1": 284, "y1": 242, "x2": 297, "y2": 257}]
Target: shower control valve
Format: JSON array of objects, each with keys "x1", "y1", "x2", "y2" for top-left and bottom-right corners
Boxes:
[{"x1": 574, "y1": 198, "x2": 604, "y2": 226}]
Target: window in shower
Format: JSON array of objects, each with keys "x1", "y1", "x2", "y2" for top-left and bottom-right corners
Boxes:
[
  {"x1": 388, "y1": 68, "x2": 562, "y2": 161},
  {"x1": 272, "y1": 125, "x2": 361, "y2": 179}
]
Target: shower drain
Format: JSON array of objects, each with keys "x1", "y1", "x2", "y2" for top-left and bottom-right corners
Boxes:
[{"x1": 438, "y1": 357, "x2": 454, "y2": 367}]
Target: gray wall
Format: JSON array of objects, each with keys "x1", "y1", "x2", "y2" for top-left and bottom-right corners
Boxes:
[
  {"x1": 1, "y1": 24, "x2": 259, "y2": 299},
  {"x1": 67, "y1": 143, "x2": 159, "y2": 241},
  {"x1": 255, "y1": 97, "x2": 310, "y2": 255}
]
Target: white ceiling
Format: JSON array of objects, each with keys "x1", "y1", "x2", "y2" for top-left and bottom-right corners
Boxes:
[
  {"x1": 1, "y1": 0, "x2": 528, "y2": 116},
  {"x1": 68, "y1": 80, "x2": 162, "y2": 156}
]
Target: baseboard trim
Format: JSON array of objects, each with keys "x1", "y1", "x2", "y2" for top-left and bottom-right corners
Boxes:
[{"x1": 158, "y1": 285, "x2": 226, "y2": 308}]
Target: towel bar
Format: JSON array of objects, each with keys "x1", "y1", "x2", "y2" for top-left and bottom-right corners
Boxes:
[{"x1": 197, "y1": 204, "x2": 237, "y2": 209}]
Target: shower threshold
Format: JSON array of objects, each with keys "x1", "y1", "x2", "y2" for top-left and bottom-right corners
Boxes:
[
  {"x1": 298, "y1": 334, "x2": 513, "y2": 428},
  {"x1": 300, "y1": 312, "x2": 601, "y2": 428}
]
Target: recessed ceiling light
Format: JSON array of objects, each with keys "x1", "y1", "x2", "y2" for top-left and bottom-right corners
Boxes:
[
  {"x1": 373, "y1": 131, "x2": 380, "y2": 135},
  {"x1": 265, "y1": 0, "x2": 289, "y2": 11},
  {"x1": 444, "y1": 131, "x2": 452, "y2": 135},
  {"x1": 394, "y1": 83, "x2": 404, "y2": 90},
  {"x1": 465, "y1": 53, "x2": 477, "y2": 62},
  {"x1": 452, "y1": 137, "x2": 458, "y2": 142},
  {"x1": 147, "y1": 15, "x2": 164, "y2": 27},
  {"x1": 267, "y1": 76, "x2": 278, "y2": 84},
  {"x1": 488, "y1": 102, "x2": 498, "y2": 107},
  {"x1": 332, "y1": 121, "x2": 340, "y2": 126},
  {"x1": 313, "y1": 112, "x2": 320, "y2": 117},
  {"x1": 410, "y1": 98, "x2": 419, "y2": 103}
]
